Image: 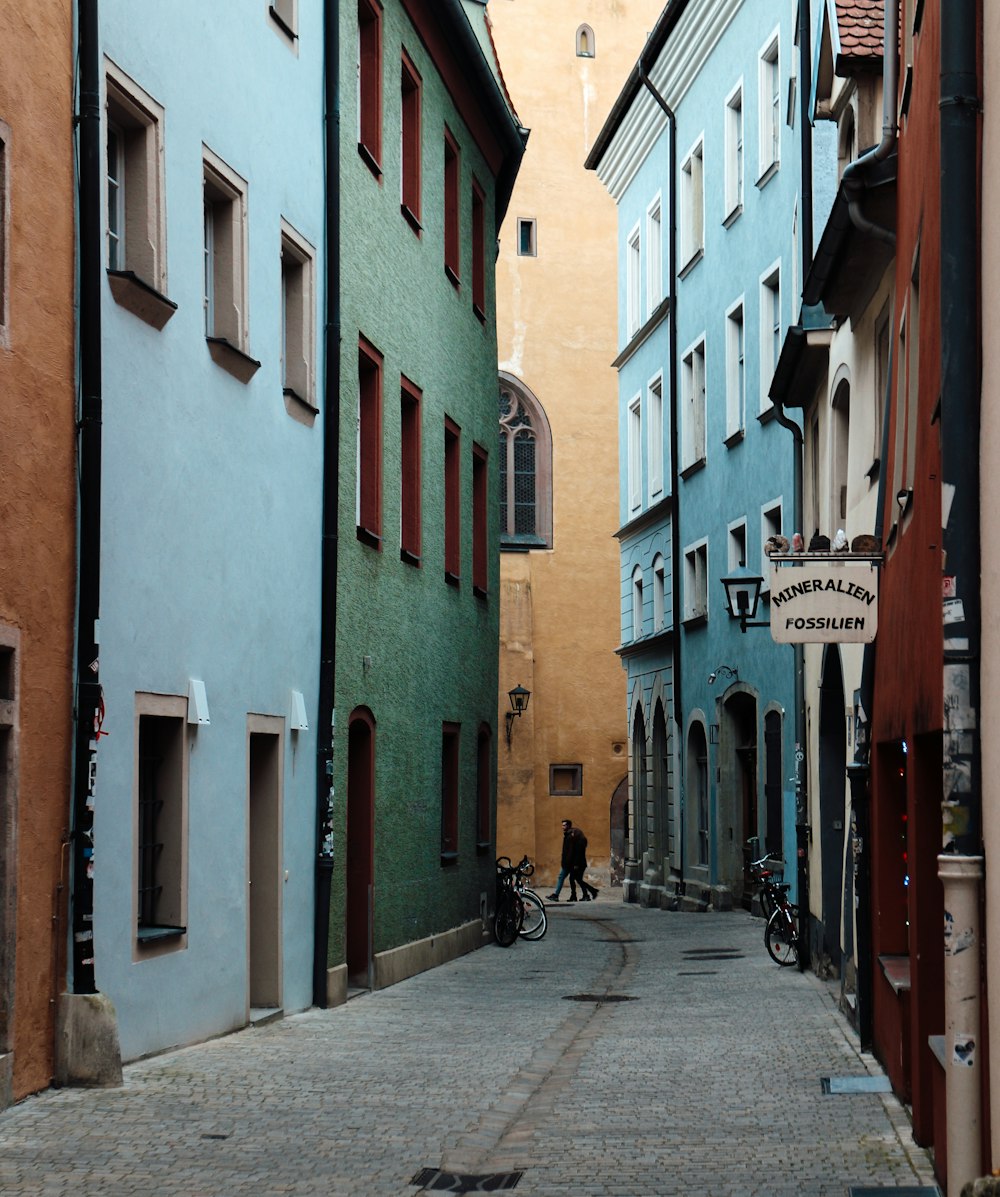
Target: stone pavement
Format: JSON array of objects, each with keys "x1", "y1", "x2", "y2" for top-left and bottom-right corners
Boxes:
[{"x1": 0, "y1": 898, "x2": 938, "y2": 1197}]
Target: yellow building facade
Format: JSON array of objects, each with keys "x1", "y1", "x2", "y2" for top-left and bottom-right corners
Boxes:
[{"x1": 489, "y1": 0, "x2": 663, "y2": 889}]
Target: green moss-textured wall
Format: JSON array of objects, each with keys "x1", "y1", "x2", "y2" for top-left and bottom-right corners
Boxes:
[{"x1": 328, "y1": 0, "x2": 502, "y2": 962}]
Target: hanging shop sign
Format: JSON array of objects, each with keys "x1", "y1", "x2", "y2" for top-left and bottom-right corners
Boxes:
[{"x1": 769, "y1": 559, "x2": 879, "y2": 644}]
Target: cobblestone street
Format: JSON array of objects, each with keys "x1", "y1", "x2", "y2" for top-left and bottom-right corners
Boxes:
[{"x1": 0, "y1": 900, "x2": 937, "y2": 1196}]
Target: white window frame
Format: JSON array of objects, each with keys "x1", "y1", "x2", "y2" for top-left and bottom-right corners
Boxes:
[
  {"x1": 626, "y1": 222, "x2": 641, "y2": 337},
  {"x1": 724, "y1": 79, "x2": 744, "y2": 222},
  {"x1": 652, "y1": 553, "x2": 667, "y2": 630},
  {"x1": 631, "y1": 565, "x2": 645, "y2": 641},
  {"x1": 725, "y1": 296, "x2": 745, "y2": 441},
  {"x1": 683, "y1": 538, "x2": 709, "y2": 622},
  {"x1": 759, "y1": 260, "x2": 781, "y2": 411},
  {"x1": 761, "y1": 497, "x2": 783, "y2": 595},
  {"x1": 628, "y1": 392, "x2": 642, "y2": 513},
  {"x1": 648, "y1": 371, "x2": 664, "y2": 499},
  {"x1": 727, "y1": 517, "x2": 748, "y2": 571},
  {"x1": 757, "y1": 29, "x2": 781, "y2": 182},
  {"x1": 680, "y1": 136, "x2": 704, "y2": 270},
  {"x1": 681, "y1": 336, "x2": 707, "y2": 470},
  {"x1": 646, "y1": 193, "x2": 663, "y2": 311}
]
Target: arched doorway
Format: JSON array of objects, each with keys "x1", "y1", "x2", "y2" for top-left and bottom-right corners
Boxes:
[
  {"x1": 686, "y1": 720, "x2": 709, "y2": 870},
  {"x1": 818, "y1": 646, "x2": 846, "y2": 968},
  {"x1": 609, "y1": 776, "x2": 628, "y2": 886},
  {"x1": 346, "y1": 708, "x2": 375, "y2": 989},
  {"x1": 651, "y1": 700, "x2": 670, "y2": 882},
  {"x1": 631, "y1": 704, "x2": 648, "y2": 865},
  {"x1": 720, "y1": 691, "x2": 757, "y2": 904}
]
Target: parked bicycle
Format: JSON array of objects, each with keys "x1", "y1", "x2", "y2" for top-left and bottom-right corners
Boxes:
[
  {"x1": 494, "y1": 856, "x2": 547, "y2": 946},
  {"x1": 749, "y1": 851, "x2": 785, "y2": 920}
]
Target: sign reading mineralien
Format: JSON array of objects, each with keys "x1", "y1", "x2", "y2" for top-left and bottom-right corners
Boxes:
[{"x1": 769, "y1": 562, "x2": 878, "y2": 643}]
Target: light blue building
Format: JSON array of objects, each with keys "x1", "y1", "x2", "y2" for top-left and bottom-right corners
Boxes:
[
  {"x1": 588, "y1": 0, "x2": 804, "y2": 910},
  {"x1": 87, "y1": 1, "x2": 326, "y2": 1060}
]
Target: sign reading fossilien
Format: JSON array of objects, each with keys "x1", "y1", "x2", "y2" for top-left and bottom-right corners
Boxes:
[{"x1": 769, "y1": 562, "x2": 879, "y2": 643}]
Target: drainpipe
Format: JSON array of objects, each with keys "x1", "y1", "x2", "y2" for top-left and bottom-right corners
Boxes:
[
  {"x1": 637, "y1": 61, "x2": 683, "y2": 898},
  {"x1": 313, "y1": 0, "x2": 341, "y2": 1008},
  {"x1": 798, "y1": 0, "x2": 813, "y2": 278},
  {"x1": 841, "y1": 0, "x2": 897, "y2": 246},
  {"x1": 938, "y1": 0, "x2": 983, "y2": 1187},
  {"x1": 70, "y1": 0, "x2": 103, "y2": 998}
]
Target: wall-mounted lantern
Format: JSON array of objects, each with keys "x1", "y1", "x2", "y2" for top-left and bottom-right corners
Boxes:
[{"x1": 505, "y1": 683, "x2": 531, "y2": 746}]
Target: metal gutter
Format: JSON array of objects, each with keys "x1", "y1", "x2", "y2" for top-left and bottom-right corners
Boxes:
[{"x1": 314, "y1": 0, "x2": 341, "y2": 1009}]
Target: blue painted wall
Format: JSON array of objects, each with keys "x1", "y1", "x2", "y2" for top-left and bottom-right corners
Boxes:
[{"x1": 94, "y1": 1, "x2": 325, "y2": 1059}]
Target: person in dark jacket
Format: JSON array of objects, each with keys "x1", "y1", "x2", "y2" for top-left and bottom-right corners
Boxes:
[{"x1": 569, "y1": 823, "x2": 599, "y2": 902}]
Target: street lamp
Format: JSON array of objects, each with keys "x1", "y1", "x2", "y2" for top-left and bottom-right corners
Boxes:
[
  {"x1": 720, "y1": 563, "x2": 768, "y2": 633},
  {"x1": 505, "y1": 683, "x2": 531, "y2": 746}
]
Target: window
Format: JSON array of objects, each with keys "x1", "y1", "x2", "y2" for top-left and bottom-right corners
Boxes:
[
  {"x1": 628, "y1": 395, "x2": 642, "y2": 513},
  {"x1": 476, "y1": 725, "x2": 491, "y2": 850},
  {"x1": 761, "y1": 499, "x2": 783, "y2": 595},
  {"x1": 358, "y1": 0, "x2": 382, "y2": 173},
  {"x1": 280, "y1": 221, "x2": 316, "y2": 413},
  {"x1": 873, "y1": 299, "x2": 891, "y2": 472},
  {"x1": 631, "y1": 565, "x2": 644, "y2": 640},
  {"x1": 646, "y1": 196, "x2": 662, "y2": 310},
  {"x1": 471, "y1": 180, "x2": 486, "y2": 319},
  {"x1": 648, "y1": 374, "x2": 664, "y2": 497},
  {"x1": 472, "y1": 443, "x2": 488, "y2": 596},
  {"x1": 0, "y1": 120, "x2": 8, "y2": 348},
  {"x1": 269, "y1": 0, "x2": 297, "y2": 39},
  {"x1": 680, "y1": 138, "x2": 704, "y2": 268},
  {"x1": 400, "y1": 378, "x2": 421, "y2": 563},
  {"x1": 728, "y1": 518, "x2": 747, "y2": 571},
  {"x1": 499, "y1": 374, "x2": 553, "y2": 548},
  {"x1": 444, "y1": 128, "x2": 460, "y2": 285},
  {"x1": 682, "y1": 339, "x2": 706, "y2": 470},
  {"x1": 725, "y1": 82, "x2": 744, "y2": 220},
  {"x1": 652, "y1": 553, "x2": 667, "y2": 630},
  {"x1": 136, "y1": 698, "x2": 188, "y2": 946},
  {"x1": 688, "y1": 722, "x2": 709, "y2": 867},
  {"x1": 357, "y1": 338, "x2": 383, "y2": 548},
  {"x1": 683, "y1": 540, "x2": 708, "y2": 622},
  {"x1": 905, "y1": 263, "x2": 920, "y2": 497},
  {"x1": 517, "y1": 218, "x2": 536, "y2": 257},
  {"x1": 725, "y1": 299, "x2": 745, "y2": 440},
  {"x1": 550, "y1": 764, "x2": 583, "y2": 795},
  {"x1": 441, "y1": 723, "x2": 460, "y2": 862},
  {"x1": 444, "y1": 417, "x2": 461, "y2": 583},
  {"x1": 203, "y1": 149, "x2": 250, "y2": 357},
  {"x1": 759, "y1": 264, "x2": 780, "y2": 406},
  {"x1": 400, "y1": 52, "x2": 421, "y2": 229},
  {"x1": 758, "y1": 31, "x2": 780, "y2": 180},
  {"x1": 626, "y1": 223, "x2": 641, "y2": 337},
  {"x1": 105, "y1": 66, "x2": 171, "y2": 328},
  {"x1": 576, "y1": 24, "x2": 595, "y2": 57},
  {"x1": 831, "y1": 381, "x2": 850, "y2": 524}
]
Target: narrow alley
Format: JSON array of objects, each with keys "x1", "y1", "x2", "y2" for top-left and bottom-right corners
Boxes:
[{"x1": 0, "y1": 902, "x2": 935, "y2": 1197}]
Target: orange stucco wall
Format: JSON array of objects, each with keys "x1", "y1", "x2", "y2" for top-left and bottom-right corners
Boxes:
[
  {"x1": 0, "y1": 4, "x2": 77, "y2": 1100},
  {"x1": 490, "y1": 1, "x2": 662, "y2": 885}
]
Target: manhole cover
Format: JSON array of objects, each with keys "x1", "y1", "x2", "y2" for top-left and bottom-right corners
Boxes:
[
  {"x1": 200, "y1": 1133, "x2": 231, "y2": 1140},
  {"x1": 679, "y1": 952, "x2": 744, "y2": 961},
  {"x1": 822, "y1": 1076, "x2": 893, "y2": 1095},
  {"x1": 677, "y1": 970, "x2": 718, "y2": 976},
  {"x1": 412, "y1": 1168, "x2": 522, "y2": 1191},
  {"x1": 848, "y1": 1189, "x2": 940, "y2": 1196},
  {"x1": 562, "y1": 993, "x2": 638, "y2": 1003},
  {"x1": 682, "y1": 947, "x2": 740, "y2": 956}
]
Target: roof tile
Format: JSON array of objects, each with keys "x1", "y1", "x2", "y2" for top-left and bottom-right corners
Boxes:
[{"x1": 835, "y1": 0, "x2": 884, "y2": 60}]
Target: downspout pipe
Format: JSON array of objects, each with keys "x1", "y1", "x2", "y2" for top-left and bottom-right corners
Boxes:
[
  {"x1": 799, "y1": 0, "x2": 814, "y2": 278},
  {"x1": 841, "y1": 0, "x2": 897, "y2": 246},
  {"x1": 313, "y1": 0, "x2": 341, "y2": 1008},
  {"x1": 637, "y1": 61, "x2": 683, "y2": 895},
  {"x1": 71, "y1": 0, "x2": 103, "y2": 997},
  {"x1": 938, "y1": 0, "x2": 983, "y2": 1188}
]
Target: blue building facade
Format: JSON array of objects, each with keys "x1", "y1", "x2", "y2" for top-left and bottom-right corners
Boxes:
[
  {"x1": 89, "y1": 0, "x2": 326, "y2": 1060},
  {"x1": 589, "y1": 0, "x2": 802, "y2": 909}
]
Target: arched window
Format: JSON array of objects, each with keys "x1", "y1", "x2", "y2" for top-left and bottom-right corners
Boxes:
[
  {"x1": 631, "y1": 565, "x2": 644, "y2": 641},
  {"x1": 576, "y1": 24, "x2": 595, "y2": 57},
  {"x1": 686, "y1": 721, "x2": 709, "y2": 867},
  {"x1": 499, "y1": 372, "x2": 553, "y2": 548}
]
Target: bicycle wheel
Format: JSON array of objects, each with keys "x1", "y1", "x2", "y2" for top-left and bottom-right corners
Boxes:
[
  {"x1": 765, "y1": 906, "x2": 798, "y2": 967},
  {"x1": 494, "y1": 895, "x2": 520, "y2": 947},
  {"x1": 518, "y1": 891, "x2": 548, "y2": 940}
]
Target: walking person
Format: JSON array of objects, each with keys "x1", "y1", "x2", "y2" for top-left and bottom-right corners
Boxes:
[
  {"x1": 547, "y1": 819, "x2": 581, "y2": 902},
  {"x1": 569, "y1": 822, "x2": 599, "y2": 902}
]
